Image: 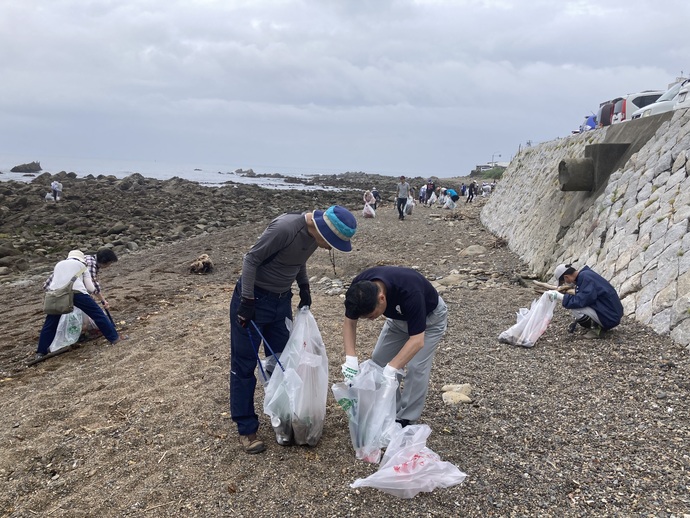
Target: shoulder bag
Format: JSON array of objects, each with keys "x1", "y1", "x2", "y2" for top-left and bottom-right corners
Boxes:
[{"x1": 44, "y1": 266, "x2": 87, "y2": 315}]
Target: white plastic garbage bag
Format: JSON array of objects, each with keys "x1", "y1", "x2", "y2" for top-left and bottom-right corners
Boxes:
[
  {"x1": 362, "y1": 203, "x2": 376, "y2": 218},
  {"x1": 351, "y1": 424, "x2": 467, "y2": 498},
  {"x1": 405, "y1": 198, "x2": 415, "y2": 215},
  {"x1": 48, "y1": 308, "x2": 85, "y2": 353},
  {"x1": 498, "y1": 292, "x2": 557, "y2": 348},
  {"x1": 332, "y1": 360, "x2": 398, "y2": 463},
  {"x1": 263, "y1": 307, "x2": 329, "y2": 446}
]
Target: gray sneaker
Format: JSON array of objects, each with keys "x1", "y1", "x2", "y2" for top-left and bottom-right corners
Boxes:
[
  {"x1": 583, "y1": 325, "x2": 603, "y2": 339},
  {"x1": 34, "y1": 353, "x2": 46, "y2": 361}
]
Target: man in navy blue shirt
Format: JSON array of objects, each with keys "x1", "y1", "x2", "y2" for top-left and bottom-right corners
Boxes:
[
  {"x1": 342, "y1": 266, "x2": 448, "y2": 427},
  {"x1": 547, "y1": 264, "x2": 623, "y2": 339}
]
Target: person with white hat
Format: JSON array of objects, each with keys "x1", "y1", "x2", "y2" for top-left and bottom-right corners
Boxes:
[
  {"x1": 43, "y1": 248, "x2": 119, "y2": 309},
  {"x1": 230, "y1": 205, "x2": 357, "y2": 454},
  {"x1": 35, "y1": 250, "x2": 123, "y2": 360},
  {"x1": 547, "y1": 263, "x2": 623, "y2": 339}
]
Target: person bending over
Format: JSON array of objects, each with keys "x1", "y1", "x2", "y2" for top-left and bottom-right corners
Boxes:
[
  {"x1": 36, "y1": 250, "x2": 122, "y2": 360},
  {"x1": 230, "y1": 205, "x2": 357, "y2": 454},
  {"x1": 341, "y1": 266, "x2": 447, "y2": 427}
]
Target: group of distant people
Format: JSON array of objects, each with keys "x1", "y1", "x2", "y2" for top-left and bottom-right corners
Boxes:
[{"x1": 371, "y1": 177, "x2": 499, "y2": 218}]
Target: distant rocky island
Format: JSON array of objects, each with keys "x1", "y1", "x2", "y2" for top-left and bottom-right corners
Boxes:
[{"x1": 10, "y1": 161, "x2": 42, "y2": 173}]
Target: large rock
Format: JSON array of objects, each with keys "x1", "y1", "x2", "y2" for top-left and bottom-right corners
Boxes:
[
  {"x1": 0, "y1": 245, "x2": 20, "y2": 258},
  {"x1": 10, "y1": 161, "x2": 41, "y2": 173}
]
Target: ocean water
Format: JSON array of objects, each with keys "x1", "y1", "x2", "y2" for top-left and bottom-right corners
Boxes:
[{"x1": 0, "y1": 154, "x2": 342, "y2": 190}]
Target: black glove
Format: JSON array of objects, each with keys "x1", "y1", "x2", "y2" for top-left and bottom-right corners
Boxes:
[
  {"x1": 237, "y1": 297, "x2": 255, "y2": 328},
  {"x1": 298, "y1": 285, "x2": 312, "y2": 308}
]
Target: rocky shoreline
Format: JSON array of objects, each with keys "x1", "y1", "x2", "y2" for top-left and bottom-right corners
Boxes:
[
  {"x1": 0, "y1": 170, "x2": 457, "y2": 281},
  {"x1": 0, "y1": 172, "x2": 368, "y2": 280}
]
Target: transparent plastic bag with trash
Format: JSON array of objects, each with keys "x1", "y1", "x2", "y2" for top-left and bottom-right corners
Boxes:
[
  {"x1": 263, "y1": 307, "x2": 329, "y2": 446},
  {"x1": 498, "y1": 291, "x2": 557, "y2": 348},
  {"x1": 351, "y1": 424, "x2": 467, "y2": 498},
  {"x1": 48, "y1": 308, "x2": 87, "y2": 353},
  {"x1": 331, "y1": 360, "x2": 398, "y2": 463},
  {"x1": 362, "y1": 203, "x2": 376, "y2": 218}
]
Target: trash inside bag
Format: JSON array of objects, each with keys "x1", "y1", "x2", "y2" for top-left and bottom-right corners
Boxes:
[
  {"x1": 48, "y1": 308, "x2": 87, "y2": 353},
  {"x1": 498, "y1": 292, "x2": 557, "y2": 348},
  {"x1": 362, "y1": 203, "x2": 375, "y2": 218},
  {"x1": 332, "y1": 360, "x2": 398, "y2": 463},
  {"x1": 351, "y1": 424, "x2": 467, "y2": 498},
  {"x1": 263, "y1": 307, "x2": 329, "y2": 446}
]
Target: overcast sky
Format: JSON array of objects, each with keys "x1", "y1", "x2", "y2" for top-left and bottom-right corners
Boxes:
[{"x1": 1, "y1": 0, "x2": 688, "y2": 179}]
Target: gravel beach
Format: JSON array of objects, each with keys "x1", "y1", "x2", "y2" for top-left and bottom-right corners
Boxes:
[{"x1": 1, "y1": 174, "x2": 688, "y2": 517}]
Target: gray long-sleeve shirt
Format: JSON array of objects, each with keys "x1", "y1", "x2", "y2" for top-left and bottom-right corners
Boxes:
[{"x1": 240, "y1": 212, "x2": 318, "y2": 299}]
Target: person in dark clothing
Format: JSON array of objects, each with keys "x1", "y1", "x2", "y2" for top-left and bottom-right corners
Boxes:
[
  {"x1": 371, "y1": 187, "x2": 381, "y2": 210},
  {"x1": 425, "y1": 179, "x2": 436, "y2": 205},
  {"x1": 341, "y1": 266, "x2": 447, "y2": 426},
  {"x1": 466, "y1": 181, "x2": 476, "y2": 203},
  {"x1": 547, "y1": 263, "x2": 623, "y2": 339},
  {"x1": 395, "y1": 176, "x2": 411, "y2": 220},
  {"x1": 230, "y1": 205, "x2": 357, "y2": 454}
]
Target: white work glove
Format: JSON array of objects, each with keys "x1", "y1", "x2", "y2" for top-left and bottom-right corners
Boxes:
[
  {"x1": 383, "y1": 363, "x2": 402, "y2": 381},
  {"x1": 381, "y1": 364, "x2": 401, "y2": 396},
  {"x1": 383, "y1": 364, "x2": 400, "y2": 380},
  {"x1": 546, "y1": 290, "x2": 564, "y2": 302},
  {"x1": 341, "y1": 355, "x2": 359, "y2": 380}
]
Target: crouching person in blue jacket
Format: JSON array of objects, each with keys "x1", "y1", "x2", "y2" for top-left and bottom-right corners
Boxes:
[{"x1": 547, "y1": 264, "x2": 623, "y2": 339}]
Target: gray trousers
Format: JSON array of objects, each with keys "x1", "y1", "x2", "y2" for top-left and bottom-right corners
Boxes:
[
  {"x1": 372, "y1": 296, "x2": 448, "y2": 422},
  {"x1": 570, "y1": 307, "x2": 602, "y2": 327}
]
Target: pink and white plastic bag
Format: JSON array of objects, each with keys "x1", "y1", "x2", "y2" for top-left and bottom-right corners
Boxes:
[{"x1": 350, "y1": 424, "x2": 467, "y2": 498}]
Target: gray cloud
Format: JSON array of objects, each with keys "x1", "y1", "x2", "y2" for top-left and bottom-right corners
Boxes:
[{"x1": 1, "y1": 0, "x2": 689, "y2": 177}]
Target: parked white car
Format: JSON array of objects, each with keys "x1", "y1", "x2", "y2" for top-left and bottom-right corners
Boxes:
[
  {"x1": 630, "y1": 79, "x2": 690, "y2": 119},
  {"x1": 674, "y1": 85, "x2": 690, "y2": 111},
  {"x1": 611, "y1": 90, "x2": 663, "y2": 124}
]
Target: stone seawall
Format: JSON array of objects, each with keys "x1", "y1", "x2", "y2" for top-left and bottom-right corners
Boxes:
[{"x1": 481, "y1": 109, "x2": 690, "y2": 346}]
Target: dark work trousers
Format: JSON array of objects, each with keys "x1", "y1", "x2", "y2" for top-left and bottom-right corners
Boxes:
[
  {"x1": 466, "y1": 191, "x2": 475, "y2": 203},
  {"x1": 397, "y1": 197, "x2": 407, "y2": 219},
  {"x1": 230, "y1": 281, "x2": 293, "y2": 436},
  {"x1": 37, "y1": 292, "x2": 119, "y2": 354}
]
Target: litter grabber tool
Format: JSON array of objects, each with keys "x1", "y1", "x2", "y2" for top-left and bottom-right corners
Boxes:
[
  {"x1": 247, "y1": 320, "x2": 285, "y2": 384},
  {"x1": 101, "y1": 301, "x2": 117, "y2": 328},
  {"x1": 27, "y1": 347, "x2": 73, "y2": 366}
]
